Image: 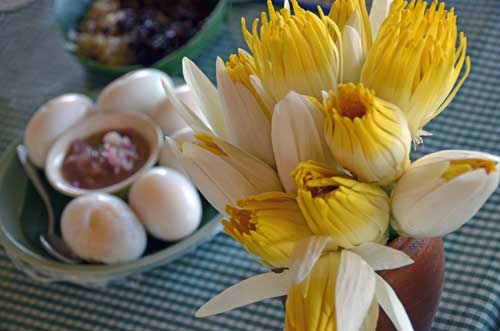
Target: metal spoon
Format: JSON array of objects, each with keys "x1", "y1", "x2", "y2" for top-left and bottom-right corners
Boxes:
[{"x1": 16, "y1": 145, "x2": 82, "y2": 264}]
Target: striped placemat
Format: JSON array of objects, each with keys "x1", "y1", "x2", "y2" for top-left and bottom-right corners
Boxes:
[{"x1": 0, "y1": 1, "x2": 499, "y2": 330}]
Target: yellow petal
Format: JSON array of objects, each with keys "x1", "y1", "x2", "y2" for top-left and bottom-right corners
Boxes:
[
  {"x1": 223, "y1": 192, "x2": 313, "y2": 268},
  {"x1": 322, "y1": 83, "x2": 411, "y2": 184},
  {"x1": 361, "y1": 0, "x2": 470, "y2": 138},
  {"x1": 242, "y1": 0, "x2": 342, "y2": 101},
  {"x1": 293, "y1": 161, "x2": 390, "y2": 248},
  {"x1": 285, "y1": 252, "x2": 341, "y2": 331}
]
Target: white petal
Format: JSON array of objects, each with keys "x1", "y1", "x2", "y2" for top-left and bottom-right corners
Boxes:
[
  {"x1": 369, "y1": 0, "x2": 393, "y2": 40},
  {"x1": 375, "y1": 275, "x2": 413, "y2": 331},
  {"x1": 249, "y1": 74, "x2": 276, "y2": 110},
  {"x1": 394, "y1": 168, "x2": 499, "y2": 238},
  {"x1": 342, "y1": 25, "x2": 364, "y2": 83},
  {"x1": 351, "y1": 243, "x2": 414, "y2": 271},
  {"x1": 214, "y1": 137, "x2": 283, "y2": 193},
  {"x1": 182, "y1": 58, "x2": 228, "y2": 139},
  {"x1": 345, "y1": 10, "x2": 362, "y2": 38},
  {"x1": 284, "y1": 0, "x2": 290, "y2": 10},
  {"x1": 360, "y1": 298, "x2": 380, "y2": 331},
  {"x1": 336, "y1": 251, "x2": 376, "y2": 331},
  {"x1": 289, "y1": 236, "x2": 334, "y2": 287},
  {"x1": 181, "y1": 143, "x2": 254, "y2": 214},
  {"x1": 272, "y1": 92, "x2": 329, "y2": 192},
  {"x1": 195, "y1": 271, "x2": 291, "y2": 318},
  {"x1": 161, "y1": 79, "x2": 213, "y2": 134},
  {"x1": 412, "y1": 150, "x2": 500, "y2": 168},
  {"x1": 159, "y1": 135, "x2": 188, "y2": 177},
  {"x1": 216, "y1": 58, "x2": 275, "y2": 167}
]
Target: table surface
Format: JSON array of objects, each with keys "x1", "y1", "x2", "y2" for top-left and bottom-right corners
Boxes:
[{"x1": 0, "y1": 1, "x2": 499, "y2": 330}]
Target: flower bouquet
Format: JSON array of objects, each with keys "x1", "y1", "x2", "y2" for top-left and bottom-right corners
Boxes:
[{"x1": 162, "y1": 0, "x2": 500, "y2": 329}]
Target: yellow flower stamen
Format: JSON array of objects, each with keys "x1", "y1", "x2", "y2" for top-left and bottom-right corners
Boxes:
[
  {"x1": 194, "y1": 133, "x2": 227, "y2": 156},
  {"x1": 285, "y1": 252, "x2": 340, "y2": 331},
  {"x1": 329, "y1": 0, "x2": 372, "y2": 53},
  {"x1": 322, "y1": 83, "x2": 411, "y2": 184},
  {"x1": 225, "y1": 50, "x2": 273, "y2": 119},
  {"x1": 442, "y1": 159, "x2": 498, "y2": 180},
  {"x1": 242, "y1": 0, "x2": 342, "y2": 101},
  {"x1": 293, "y1": 161, "x2": 390, "y2": 248},
  {"x1": 360, "y1": 0, "x2": 471, "y2": 138},
  {"x1": 223, "y1": 192, "x2": 313, "y2": 269}
]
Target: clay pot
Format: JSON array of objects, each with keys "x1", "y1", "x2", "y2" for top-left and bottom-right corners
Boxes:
[
  {"x1": 376, "y1": 237, "x2": 445, "y2": 331},
  {"x1": 281, "y1": 237, "x2": 445, "y2": 331}
]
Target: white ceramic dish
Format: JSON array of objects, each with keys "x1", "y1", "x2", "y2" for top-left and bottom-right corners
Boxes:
[{"x1": 45, "y1": 111, "x2": 163, "y2": 197}]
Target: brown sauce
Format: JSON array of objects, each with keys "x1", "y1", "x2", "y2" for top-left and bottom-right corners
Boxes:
[{"x1": 62, "y1": 128, "x2": 150, "y2": 189}]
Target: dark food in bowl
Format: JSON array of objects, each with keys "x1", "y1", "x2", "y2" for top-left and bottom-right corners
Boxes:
[
  {"x1": 62, "y1": 129, "x2": 150, "y2": 189},
  {"x1": 73, "y1": 0, "x2": 211, "y2": 66}
]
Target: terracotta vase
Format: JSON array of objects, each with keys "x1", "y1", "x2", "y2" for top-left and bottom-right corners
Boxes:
[
  {"x1": 376, "y1": 237, "x2": 445, "y2": 331},
  {"x1": 281, "y1": 237, "x2": 445, "y2": 331}
]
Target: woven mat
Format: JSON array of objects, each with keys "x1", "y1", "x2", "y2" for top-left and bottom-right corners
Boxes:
[{"x1": 0, "y1": 1, "x2": 499, "y2": 330}]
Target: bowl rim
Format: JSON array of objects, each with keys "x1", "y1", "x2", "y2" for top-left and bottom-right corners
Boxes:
[
  {"x1": 0, "y1": 137, "x2": 223, "y2": 284},
  {"x1": 45, "y1": 111, "x2": 163, "y2": 198},
  {"x1": 56, "y1": 0, "x2": 228, "y2": 75}
]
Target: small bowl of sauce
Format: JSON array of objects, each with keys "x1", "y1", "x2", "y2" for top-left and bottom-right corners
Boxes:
[{"x1": 46, "y1": 112, "x2": 162, "y2": 197}]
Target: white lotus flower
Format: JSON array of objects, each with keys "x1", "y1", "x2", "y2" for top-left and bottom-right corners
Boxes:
[
  {"x1": 196, "y1": 237, "x2": 414, "y2": 331},
  {"x1": 392, "y1": 150, "x2": 500, "y2": 238},
  {"x1": 272, "y1": 92, "x2": 333, "y2": 193},
  {"x1": 180, "y1": 133, "x2": 282, "y2": 214}
]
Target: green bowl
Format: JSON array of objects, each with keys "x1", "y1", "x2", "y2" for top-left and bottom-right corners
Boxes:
[
  {"x1": 53, "y1": 0, "x2": 228, "y2": 77},
  {"x1": 0, "y1": 139, "x2": 222, "y2": 285}
]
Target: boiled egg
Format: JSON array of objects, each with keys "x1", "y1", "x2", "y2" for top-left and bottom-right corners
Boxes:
[
  {"x1": 24, "y1": 94, "x2": 92, "y2": 168},
  {"x1": 61, "y1": 193, "x2": 147, "y2": 264},
  {"x1": 129, "y1": 167, "x2": 202, "y2": 241},
  {"x1": 96, "y1": 69, "x2": 174, "y2": 114}
]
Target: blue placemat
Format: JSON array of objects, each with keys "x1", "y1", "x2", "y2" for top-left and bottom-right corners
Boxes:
[{"x1": 0, "y1": 1, "x2": 499, "y2": 330}]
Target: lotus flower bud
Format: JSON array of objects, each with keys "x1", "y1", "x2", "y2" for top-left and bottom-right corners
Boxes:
[
  {"x1": 293, "y1": 161, "x2": 390, "y2": 248},
  {"x1": 223, "y1": 192, "x2": 313, "y2": 269},
  {"x1": 322, "y1": 84, "x2": 411, "y2": 185},
  {"x1": 391, "y1": 150, "x2": 500, "y2": 238}
]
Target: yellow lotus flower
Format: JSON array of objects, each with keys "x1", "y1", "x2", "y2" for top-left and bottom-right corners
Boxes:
[
  {"x1": 196, "y1": 244, "x2": 414, "y2": 330},
  {"x1": 242, "y1": 0, "x2": 342, "y2": 101},
  {"x1": 293, "y1": 161, "x2": 390, "y2": 248},
  {"x1": 329, "y1": 0, "x2": 372, "y2": 52},
  {"x1": 322, "y1": 83, "x2": 411, "y2": 184},
  {"x1": 285, "y1": 251, "x2": 340, "y2": 331},
  {"x1": 223, "y1": 192, "x2": 313, "y2": 268},
  {"x1": 360, "y1": 0, "x2": 471, "y2": 139}
]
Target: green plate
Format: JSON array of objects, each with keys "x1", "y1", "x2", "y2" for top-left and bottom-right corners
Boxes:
[
  {"x1": 53, "y1": 0, "x2": 228, "y2": 78},
  {"x1": 0, "y1": 138, "x2": 222, "y2": 285}
]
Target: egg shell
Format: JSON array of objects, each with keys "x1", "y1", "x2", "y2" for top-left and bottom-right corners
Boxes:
[
  {"x1": 61, "y1": 193, "x2": 147, "y2": 264},
  {"x1": 96, "y1": 69, "x2": 174, "y2": 114},
  {"x1": 129, "y1": 167, "x2": 202, "y2": 241},
  {"x1": 24, "y1": 94, "x2": 92, "y2": 168}
]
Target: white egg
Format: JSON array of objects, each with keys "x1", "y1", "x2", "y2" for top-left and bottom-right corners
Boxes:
[
  {"x1": 61, "y1": 193, "x2": 147, "y2": 264},
  {"x1": 96, "y1": 69, "x2": 174, "y2": 114},
  {"x1": 129, "y1": 167, "x2": 202, "y2": 241},
  {"x1": 24, "y1": 94, "x2": 92, "y2": 168}
]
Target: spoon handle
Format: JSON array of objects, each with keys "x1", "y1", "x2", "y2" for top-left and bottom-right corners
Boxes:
[{"x1": 16, "y1": 145, "x2": 56, "y2": 235}]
